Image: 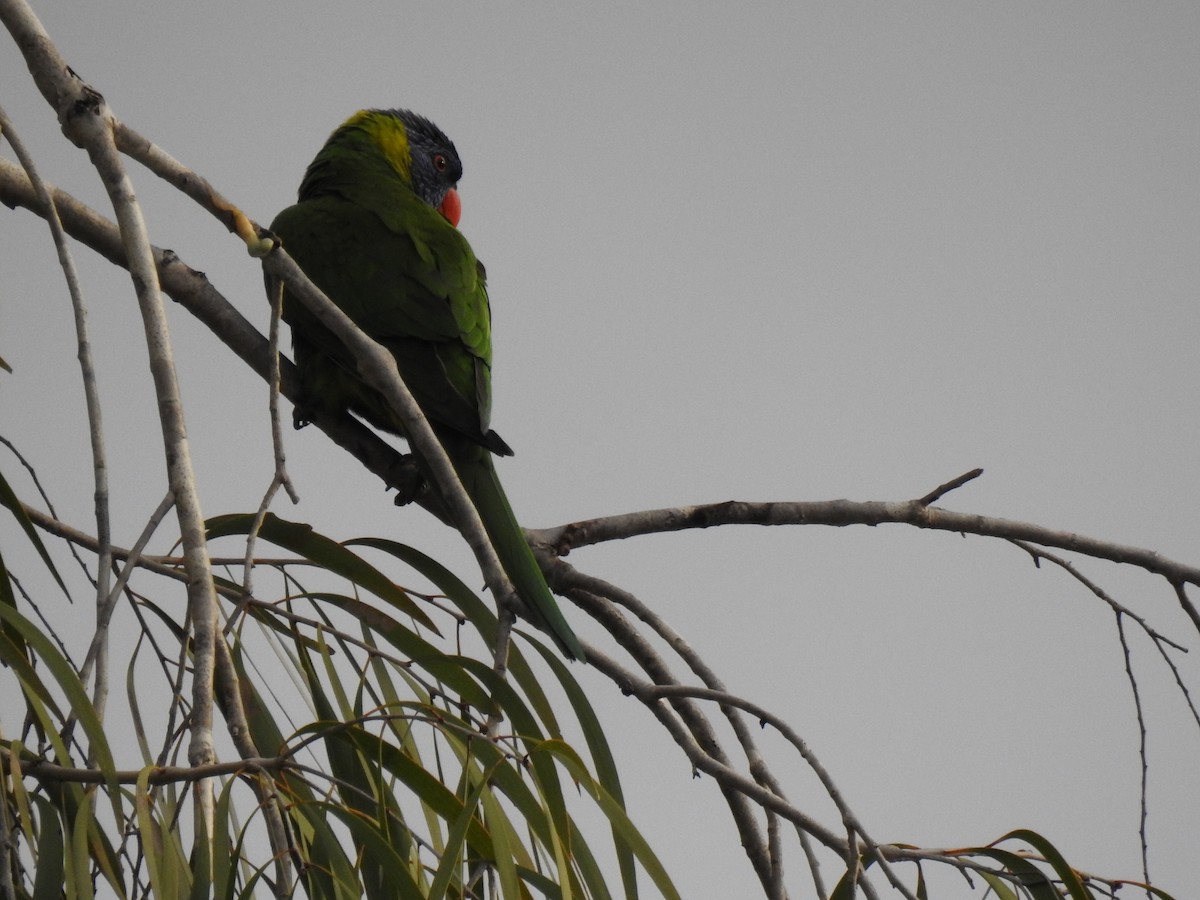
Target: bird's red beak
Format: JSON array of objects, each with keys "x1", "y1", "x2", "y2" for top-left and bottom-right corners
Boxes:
[{"x1": 438, "y1": 188, "x2": 462, "y2": 227}]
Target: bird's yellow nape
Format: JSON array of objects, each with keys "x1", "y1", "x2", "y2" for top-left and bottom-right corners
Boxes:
[{"x1": 343, "y1": 109, "x2": 413, "y2": 183}]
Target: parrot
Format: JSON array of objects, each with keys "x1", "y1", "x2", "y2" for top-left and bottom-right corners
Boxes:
[{"x1": 268, "y1": 108, "x2": 585, "y2": 661}]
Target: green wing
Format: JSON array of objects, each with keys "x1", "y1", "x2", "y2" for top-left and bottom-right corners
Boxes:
[{"x1": 271, "y1": 187, "x2": 505, "y2": 452}]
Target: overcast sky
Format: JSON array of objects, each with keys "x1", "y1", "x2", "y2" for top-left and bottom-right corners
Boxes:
[{"x1": 2, "y1": 3, "x2": 1199, "y2": 896}]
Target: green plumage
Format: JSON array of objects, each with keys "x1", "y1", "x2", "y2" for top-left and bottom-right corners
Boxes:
[{"x1": 269, "y1": 109, "x2": 584, "y2": 661}]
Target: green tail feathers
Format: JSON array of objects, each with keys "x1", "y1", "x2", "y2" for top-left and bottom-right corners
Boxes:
[{"x1": 445, "y1": 437, "x2": 585, "y2": 661}]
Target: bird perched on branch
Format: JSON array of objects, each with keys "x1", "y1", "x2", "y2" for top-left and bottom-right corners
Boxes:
[{"x1": 268, "y1": 108, "x2": 584, "y2": 661}]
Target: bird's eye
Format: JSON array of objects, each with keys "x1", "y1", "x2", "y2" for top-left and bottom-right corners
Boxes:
[{"x1": 432, "y1": 153, "x2": 448, "y2": 172}]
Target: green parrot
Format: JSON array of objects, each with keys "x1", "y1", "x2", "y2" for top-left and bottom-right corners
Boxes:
[{"x1": 269, "y1": 108, "x2": 584, "y2": 661}]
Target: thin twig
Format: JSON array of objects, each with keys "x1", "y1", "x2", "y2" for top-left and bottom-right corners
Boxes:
[
  {"x1": 1009, "y1": 539, "x2": 1187, "y2": 651},
  {"x1": 78, "y1": 491, "x2": 174, "y2": 692},
  {"x1": 486, "y1": 605, "x2": 516, "y2": 737},
  {"x1": 0, "y1": 109, "x2": 113, "y2": 659},
  {"x1": 1115, "y1": 613, "x2": 1152, "y2": 891},
  {"x1": 266, "y1": 275, "x2": 299, "y2": 505},
  {"x1": 917, "y1": 467, "x2": 984, "y2": 506},
  {"x1": 0, "y1": 102, "x2": 118, "y2": 749}
]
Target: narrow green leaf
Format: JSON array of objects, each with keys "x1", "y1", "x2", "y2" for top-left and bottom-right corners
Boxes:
[
  {"x1": 289, "y1": 800, "x2": 363, "y2": 900},
  {"x1": 998, "y1": 829, "x2": 1094, "y2": 900},
  {"x1": 70, "y1": 793, "x2": 96, "y2": 900},
  {"x1": 977, "y1": 870, "x2": 1020, "y2": 900},
  {"x1": 558, "y1": 822, "x2": 614, "y2": 900},
  {"x1": 532, "y1": 640, "x2": 636, "y2": 896},
  {"x1": 320, "y1": 802, "x2": 425, "y2": 899},
  {"x1": 968, "y1": 847, "x2": 1060, "y2": 900},
  {"x1": 86, "y1": 812, "x2": 126, "y2": 899},
  {"x1": 1138, "y1": 886, "x2": 1182, "y2": 900},
  {"x1": 538, "y1": 740, "x2": 680, "y2": 900},
  {"x1": 465, "y1": 660, "x2": 572, "y2": 844},
  {"x1": 353, "y1": 538, "x2": 569, "y2": 736},
  {"x1": 829, "y1": 864, "x2": 866, "y2": 900},
  {"x1": 347, "y1": 535, "x2": 501, "y2": 638},
  {"x1": 0, "y1": 545, "x2": 31, "y2": 670},
  {"x1": 427, "y1": 762, "x2": 495, "y2": 900},
  {"x1": 190, "y1": 801, "x2": 213, "y2": 900},
  {"x1": 210, "y1": 777, "x2": 236, "y2": 900},
  {"x1": 340, "y1": 722, "x2": 498, "y2": 860},
  {"x1": 479, "y1": 783, "x2": 524, "y2": 900},
  {"x1": 294, "y1": 639, "x2": 408, "y2": 900},
  {"x1": 207, "y1": 512, "x2": 435, "y2": 629},
  {"x1": 0, "y1": 628, "x2": 63, "y2": 720},
  {"x1": 313, "y1": 627, "x2": 358, "y2": 721},
  {"x1": 0, "y1": 602, "x2": 123, "y2": 829},
  {"x1": 128, "y1": 595, "x2": 187, "y2": 644},
  {"x1": 8, "y1": 742, "x2": 36, "y2": 844},
  {"x1": 316, "y1": 591, "x2": 497, "y2": 715},
  {"x1": 0, "y1": 467, "x2": 67, "y2": 594},
  {"x1": 135, "y1": 768, "x2": 166, "y2": 899},
  {"x1": 226, "y1": 643, "x2": 292, "y2": 762},
  {"x1": 30, "y1": 796, "x2": 64, "y2": 900}
]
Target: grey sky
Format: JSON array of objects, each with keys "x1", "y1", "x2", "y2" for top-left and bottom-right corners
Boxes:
[{"x1": 2, "y1": 3, "x2": 1198, "y2": 895}]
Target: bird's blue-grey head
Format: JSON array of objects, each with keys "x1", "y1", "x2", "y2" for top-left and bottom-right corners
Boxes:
[{"x1": 387, "y1": 108, "x2": 463, "y2": 210}]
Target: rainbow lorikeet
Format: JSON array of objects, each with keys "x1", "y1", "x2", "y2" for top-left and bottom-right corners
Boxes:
[{"x1": 269, "y1": 109, "x2": 584, "y2": 661}]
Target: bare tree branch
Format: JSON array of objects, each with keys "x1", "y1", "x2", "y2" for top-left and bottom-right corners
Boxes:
[
  {"x1": 1, "y1": 747, "x2": 294, "y2": 786},
  {"x1": 537, "y1": 497, "x2": 1200, "y2": 617}
]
